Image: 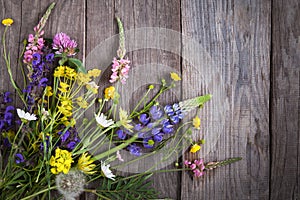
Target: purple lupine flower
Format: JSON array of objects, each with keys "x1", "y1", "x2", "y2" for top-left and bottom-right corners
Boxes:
[
  {"x1": 139, "y1": 114, "x2": 150, "y2": 125},
  {"x1": 38, "y1": 78, "x2": 48, "y2": 87},
  {"x1": 164, "y1": 103, "x2": 183, "y2": 124},
  {"x1": 15, "y1": 153, "x2": 25, "y2": 164},
  {"x1": 116, "y1": 129, "x2": 127, "y2": 140},
  {"x1": 150, "y1": 105, "x2": 164, "y2": 120},
  {"x1": 127, "y1": 144, "x2": 141, "y2": 156},
  {"x1": 3, "y1": 138, "x2": 11, "y2": 148},
  {"x1": 66, "y1": 141, "x2": 77, "y2": 150},
  {"x1": 3, "y1": 92, "x2": 12, "y2": 103},
  {"x1": 143, "y1": 138, "x2": 155, "y2": 149},
  {"x1": 45, "y1": 53, "x2": 54, "y2": 62},
  {"x1": 153, "y1": 133, "x2": 163, "y2": 142},
  {"x1": 58, "y1": 130, "x2": 70, "y2": 143},
  {"x1": 52, "y1": 32, "x2": 78, "y2": 56}
]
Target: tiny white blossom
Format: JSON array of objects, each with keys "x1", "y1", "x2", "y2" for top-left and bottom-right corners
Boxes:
[
  {"x1": 101, "y1": 161, "x2": 115, "y2": 181},
  {"x1": 95, "y1": 113, "x2": 114, "y2": 128},
  {"x1": 116, "y1": 151, "x2": 124, "y2": 162},
  {"x1": 17, "y1": 108, "x2": 37, "y2": 121},
  {"x1": 87, "y1": 81, "x2": 99, "y2": 89}
]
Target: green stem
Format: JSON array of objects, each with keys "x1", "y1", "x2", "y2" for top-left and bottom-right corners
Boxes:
[
  {"x1": 20, "y1": 186, "x2": 57, "y2": 200},
  {"x1": 2, "y1": 26, "x2": 27, "y2": 106},
  {"x1": 93, "y1": 134, "x2": 138, "y2": 160}
]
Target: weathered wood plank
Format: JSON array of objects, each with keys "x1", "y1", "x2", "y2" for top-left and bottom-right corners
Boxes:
[
  {"x1": 271, "y1": 0, "x2": 300, "y2": 199},
  {"x1": 0, "y1": 0, "x2": 22, "y2": 96},
  {"x1": 85, "y1": 0, "x2": 182, "y2": 199},
  {"x1": 181, "y1": 0, "x2": 270, "y2": 199}
]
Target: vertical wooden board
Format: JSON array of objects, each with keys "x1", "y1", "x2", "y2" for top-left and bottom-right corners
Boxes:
[
  {"x1": 114, "y1": 0, "x2": 182, "y2": 199},
  {"x1": 181, "y1": 0, "x2": 270, "y2": 199},
  {"x1": 85, "y1": 1, "x2": 115, "y2": 199},
  {"x1": 271, "y1": 0, "x2": 300, "y2": 199},
  {"x1": 0, "y1": 0, "x2": 22, "y2": 96}
]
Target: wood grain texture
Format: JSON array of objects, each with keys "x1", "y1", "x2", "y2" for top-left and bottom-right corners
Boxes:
[
  {"x1": 0, "y1": 0, "x2": 22, "y2": 97},
  {"x1": 181, "y1": 0, "x2": 270, "y2": 199},
  {"x1": 1, "y1": 0, "x2": 300, "y2": 199},
  {"x1": 271, "y1": 0, "x2": 300, "y2": 199}
]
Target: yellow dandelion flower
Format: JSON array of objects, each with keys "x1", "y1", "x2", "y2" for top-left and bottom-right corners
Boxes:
[
  {"x1": 193, "y1": 116, "x2": 201, "y2": 129},
  {"x1": 190, "y1": 144, "x2": 201, "y2": 153},
  {"x1": 2, "y1": 18, "x2": 13, "y2": 26},
  {"x1": 104, "y1": 86, "x2": 115, "y2": 99},
  {"x1": 170, "y1": 72, "x2": 181, "y2": 81},
  {"x1": 88, "y1": 69, "x2": 101, "y2": 77},
  {"x1": 77, "y1": 153, "x2": 96, "y2": 175}
]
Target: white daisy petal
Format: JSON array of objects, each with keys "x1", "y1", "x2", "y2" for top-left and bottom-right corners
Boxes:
[
  {"x1": 95, "y1": 113, "x2": 114, "y2": 128},
  {"x1": 101, "y1": 161, "x2": 116, "y2": 181},
  {"x1": 17, "y1": 108, "x2": 37, "y2": 121}
]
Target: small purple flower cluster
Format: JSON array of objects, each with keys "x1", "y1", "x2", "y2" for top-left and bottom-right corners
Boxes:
[
  {"x1": 57, "y1": 126, "x2": 80, "y2": 151},
  {"x1": 23, "y1": 52, "x2": 54, "y2": 111},
  {"x1": 184, "y1": 159, "x2": 205, "y2": 177},
  {"x1": 15, "y1": 153, "x2": 25, "y2": 164},
  {"x1": 40, "y1": 126, "x2": 80, "y2": 152},
  {"x1": 109, "y1": 57, "x2": 130, "y2": 84},
  {"x1": 117, "y1": 103, "x2": 184, "y2": 156},
  {"x1": 0, "y1": 92, "x2": 15, "y2": 132},
  {"x1": 52, "y1": 32, "x2": 77, "y2": 56}
]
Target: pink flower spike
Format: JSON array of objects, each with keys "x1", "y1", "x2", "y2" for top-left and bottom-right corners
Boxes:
[
  {"x1": 184, "y1": 160, "x2": 191, "y2": 166},
  {"x1": 193, "y1": 169, "x2": 201, "y2": 177},
  {"x1": 28, "y1": 34, "x2": 34, "y2": 42},
  {"x1": 200, "y1": 164, "x2": 205, "y2": 171},
  {"x1": 190, "y1": 164, "x2": 196, "y2": 170}
]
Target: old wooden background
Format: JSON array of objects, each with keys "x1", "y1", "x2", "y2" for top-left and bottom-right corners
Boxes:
[{"x1": 0, "y1": 0, "x2": 299, "y2": 199}]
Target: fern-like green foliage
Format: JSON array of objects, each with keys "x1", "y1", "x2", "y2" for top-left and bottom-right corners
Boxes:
[{"x1": 94, "y1": 174, "x2": 158, "y2": 200}]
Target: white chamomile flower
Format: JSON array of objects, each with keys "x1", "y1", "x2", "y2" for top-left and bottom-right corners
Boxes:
[
  {"x1": 101, "y1": 161, "x2": 116, "y2": 181},
  {"x1": 17, "y1": 108, "x2": 37, "y2": 121},
  {"x1": 95, "y1": 113, "x2": 114, "y2": 128}
]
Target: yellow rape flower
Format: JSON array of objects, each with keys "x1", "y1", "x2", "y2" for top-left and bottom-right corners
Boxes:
[
  {"x1": 62, "y1": 118, "x2": 76, "y2": 127},
  {"x1": 77, "y1": 153, "x2": 96, "y2": 174},
  {"x1": 54, "y1": 66, "x2": 66, "y2": 77},
  {"x1": 193, "y1": 116, "x2": 201, "y2": 129},
  {"x1": 170, "y1": 72, "x2": 181, "y2": 81},
  {"x1": 58, "y1": 106, "x2": 72, "y2": 117},
  {"x1": 190, "y1": 144, "x2": 201, "y2": 153},
  {"x1": 77, "y1": 72, "x2": 91, "y2": 84},
  {"x1": 88, "y1": 69, "x2": 101, "y2": 77},
  {"x1": 104, "y1": 86, "x2": 115, "y2": 99},
  {"x1": 50, "y1": 148, "x2": 73, "y2": 174},
  {"x1": 2, "y1": 18, "x2": 13, "y2": 26},
  {"x1": 65, "y1": 67, "x2": 77, "y2": 79},
  {"x1": 76, "y1": 96, "x2": 88, "y2": 108},
  {"x1": 45, "y1": 86, "x2": 53, "y2": 97}
]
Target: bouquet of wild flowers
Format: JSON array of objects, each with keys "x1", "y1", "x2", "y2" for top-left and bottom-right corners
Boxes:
[{"x1": 0, "y1": 3, "x2": 241, "y2": 200}]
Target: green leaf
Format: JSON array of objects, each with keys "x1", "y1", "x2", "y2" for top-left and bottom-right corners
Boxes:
[
  {"x1": 68, "y1": 58, "x2": 87, "y2": 73},
  {"x1": 58, "y1": 57, "x2": 68, "y2": 66}
]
